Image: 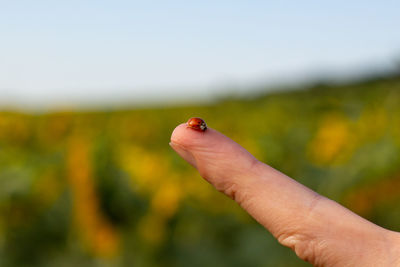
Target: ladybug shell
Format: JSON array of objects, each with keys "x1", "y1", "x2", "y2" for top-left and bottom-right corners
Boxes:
[{"x1": 187, "y1": 117, "x2": 207, "y2": 132}]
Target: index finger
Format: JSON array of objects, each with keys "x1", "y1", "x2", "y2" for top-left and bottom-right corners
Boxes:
[{"x1": 170, "y1": 122, "x2": 397, "y2": 266}]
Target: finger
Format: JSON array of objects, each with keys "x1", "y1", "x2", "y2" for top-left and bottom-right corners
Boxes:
[
  {"x1": 170, "y1": 124, "x2": 258, "y2": 191},
  {"x1": 170, "y1": 123, "x2": 400, "y2": 266}
]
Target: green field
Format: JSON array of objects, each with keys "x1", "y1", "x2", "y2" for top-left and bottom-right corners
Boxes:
[{"x1": 0, "y1": 74, "x2": 400, "y2": 266}]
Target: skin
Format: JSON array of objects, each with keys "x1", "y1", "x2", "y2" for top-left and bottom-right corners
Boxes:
[{"x1": 170, "y1": 124, "x2": 400, "y2": 267}]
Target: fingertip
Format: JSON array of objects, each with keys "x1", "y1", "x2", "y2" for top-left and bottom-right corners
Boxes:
[
  {"x1": 170, "y1": 122, "x2": 212, "y2": 147},
  {"x1": 170, "y1": 123, "x2": 189, "y2": 144}
]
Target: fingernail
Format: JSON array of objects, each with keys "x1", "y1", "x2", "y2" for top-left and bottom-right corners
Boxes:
[{"x1": 169, "y1": 142, "x2": 197, "y2": 168}]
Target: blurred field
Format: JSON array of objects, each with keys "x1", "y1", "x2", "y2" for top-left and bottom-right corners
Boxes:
[{"x1": 0, "y1": 74, "x2": 400, "y2": 267}]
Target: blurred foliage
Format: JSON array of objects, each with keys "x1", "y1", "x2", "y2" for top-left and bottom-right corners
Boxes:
[{"x1": 0, "y1": 74, "x2": 400, "y2": 266}]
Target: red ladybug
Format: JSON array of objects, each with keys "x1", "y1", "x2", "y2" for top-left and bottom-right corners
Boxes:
[{"x1": 187, "y1": 117, "x2": 207, "y2": 132}]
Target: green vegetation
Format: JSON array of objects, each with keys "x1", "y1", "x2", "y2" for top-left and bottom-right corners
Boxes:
[{"x1": 0, "y1": 74, "x2": 400, "y2": 266}]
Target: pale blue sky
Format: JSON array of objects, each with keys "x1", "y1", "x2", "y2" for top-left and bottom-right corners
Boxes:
[{"x1": 1, "y1": 1, "x2": 399, "y2": 108}]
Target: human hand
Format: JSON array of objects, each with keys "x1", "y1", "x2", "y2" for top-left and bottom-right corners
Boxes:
[{"x1": 170, "y1": 122, "x2": 400, "y2": 267}]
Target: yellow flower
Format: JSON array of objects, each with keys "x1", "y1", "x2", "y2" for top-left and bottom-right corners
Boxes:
[
  {"x1": 151, "y1": 181, "x2": 182, "y2": 218},
  {"x1": 67, "y1": 135, "x2": 119, "y2": 258},
  {"x1": 308, "y1": 113, "x2": 354, "y2": 165}
]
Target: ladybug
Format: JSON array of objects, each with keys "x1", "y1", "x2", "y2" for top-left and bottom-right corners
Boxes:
[{"x1": 187, "y1": 117, "x2": 207, "y2": 132}]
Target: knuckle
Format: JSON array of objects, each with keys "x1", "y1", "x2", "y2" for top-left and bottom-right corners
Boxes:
[
  {"x1": 277, "y1": 232, "x2": 323, "y2": 265},
  {"x1": 221, "y1": 182, "x2": 239, "y2": 201},
  {"x1": 219, "y1": 181, "x2": 248, "y2": 206}
]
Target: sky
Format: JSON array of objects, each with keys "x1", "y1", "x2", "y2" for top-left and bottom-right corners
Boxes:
[{"x1": 0, "y1": 0, "x2": 399, "y2": 108}]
